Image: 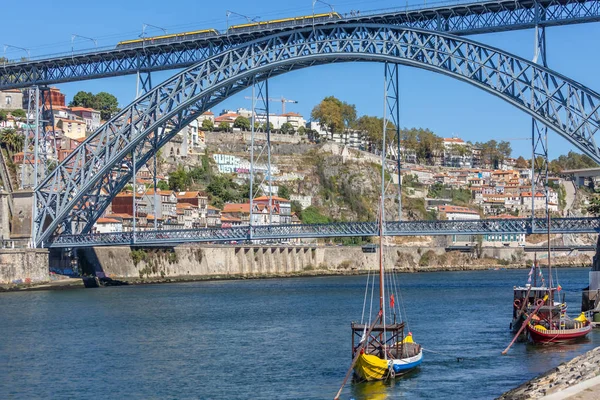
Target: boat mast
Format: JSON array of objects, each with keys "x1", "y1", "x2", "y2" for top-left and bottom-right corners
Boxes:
[{"x1": 379, "y1": 200, "x2": 385, "y2": 316}]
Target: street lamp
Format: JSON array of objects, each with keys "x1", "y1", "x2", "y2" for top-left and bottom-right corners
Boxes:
[
  {"x1": 225, "y1": 10, "x2": 260, "y2": 32},
  {"x1": 140, "y1": 23, "x2": 167, "y2": 39},
  {"x1": 3, "y1": 44, "x2": 30, "y2": 63},
  {"x1": 71, "y1": 34, "x2": 97, "y2": 56},
  {"x1": 312, "y1": 0, "x2": 335, "y2": 31}
]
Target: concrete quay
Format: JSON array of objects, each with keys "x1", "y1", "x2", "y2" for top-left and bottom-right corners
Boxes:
[{"x1": 498, "y1": 347, "x2": 600, "y2": 399}]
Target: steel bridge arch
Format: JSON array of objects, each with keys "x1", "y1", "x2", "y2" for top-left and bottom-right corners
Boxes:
[{"x1": 34, "y1": 23, "x2": 600, "y2": 246}]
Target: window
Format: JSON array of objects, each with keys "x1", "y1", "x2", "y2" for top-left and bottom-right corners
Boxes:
[{"x1": 5, "y1": 96, "x2": 11, "y2": 105}]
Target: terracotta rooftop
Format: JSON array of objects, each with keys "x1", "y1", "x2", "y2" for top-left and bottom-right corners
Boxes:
[{"x1": 438, "y1": 205, "x2": 479, "y2": 215}]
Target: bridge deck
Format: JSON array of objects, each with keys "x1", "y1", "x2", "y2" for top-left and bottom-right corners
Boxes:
[
  {"x1": 2, "y1": 0, "x2": 599, "y2": 89},
  {"x1": 46, "y1": 217, "x2": 600, "y2": 248}
]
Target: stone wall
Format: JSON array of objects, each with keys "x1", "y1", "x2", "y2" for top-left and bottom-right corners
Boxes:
[
  {"x1": 0, "y1": 249, "x2": 49, "y2": 284},
  {"x1": 10, "y1": 190, "x2": 33, "y2": 239},
  {"x1": 80, "y1": 244, "x2": 536, "y2": 281}
]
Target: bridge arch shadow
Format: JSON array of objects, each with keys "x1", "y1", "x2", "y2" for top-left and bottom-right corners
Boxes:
[{"x1": 34, "y1": 24, "x2": 600, "y2": 246}]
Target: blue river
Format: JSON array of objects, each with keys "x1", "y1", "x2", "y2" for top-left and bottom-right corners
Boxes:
[{"x1": 0, "y1": 268, "x2": 597, "y2": 399}]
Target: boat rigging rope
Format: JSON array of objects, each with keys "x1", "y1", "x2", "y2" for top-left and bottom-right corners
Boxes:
[
  {"x1": 361, "y1": 268, "x2": 372, "y2": 324},
  {"x1": 368, "y1": 262, "x2": 376, "y2": 327}
]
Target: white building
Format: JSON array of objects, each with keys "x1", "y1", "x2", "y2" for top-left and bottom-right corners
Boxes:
[
  {"x1": 443, "y1": 137, "x2": 472, "y2": 168},
  {"x1": 93, "y1": 217, "x2": 123, "y2": 233}
]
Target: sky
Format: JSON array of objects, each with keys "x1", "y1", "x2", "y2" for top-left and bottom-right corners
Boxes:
[{"x1": 3, "y1": 0, "x2": 600, "y2": 159}]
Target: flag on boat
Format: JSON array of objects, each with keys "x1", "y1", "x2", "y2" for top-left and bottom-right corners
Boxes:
[
  {"x1": 557, "y1": 284, "x2": 562, "y2": 292},
  {"x1": 390, "y1": 294, "x2": 395, "y2": 309}
]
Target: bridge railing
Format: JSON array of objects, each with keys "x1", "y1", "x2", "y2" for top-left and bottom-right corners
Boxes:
[
  {"x1": 0, "y1": 0, "x2": 572, "y2": 64},
  {"x1": 46, "y1": 217, "x2": 600, "y2": 248}
]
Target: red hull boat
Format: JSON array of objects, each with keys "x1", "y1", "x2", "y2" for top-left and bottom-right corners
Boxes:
[{"x1": 526, "y1": 321, "x2": 592, "y2": 343}]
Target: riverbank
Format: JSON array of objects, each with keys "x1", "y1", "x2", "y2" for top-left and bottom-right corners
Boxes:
[
  {"x1": 77, "y1": 245, "x2": 592, "y2": 282},
  {"x1": 1, "y1": 260, "x2": 591, "y2": 293},
  {"x1": 498, "y1": 347, "x2": 600, "y2": 399}
]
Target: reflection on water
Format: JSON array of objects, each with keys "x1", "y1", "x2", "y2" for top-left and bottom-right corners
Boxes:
[
  {"x1": 0, "y1": 267, "x2": 597, "y2": 399},
  {"x1": 350, "y1": 368, "x2": 421, "y2": 400}
]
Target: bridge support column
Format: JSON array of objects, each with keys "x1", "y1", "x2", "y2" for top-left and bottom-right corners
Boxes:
[
  {"x1": 22, "y1": 86, "x2": 59, "y2": 246},
  {"x1": 382, "y1": 63, "x2": 402, "y2": 221},
  {"x1": 249, "y1": 77, "x2": 273, "y2": 237},
  {"x1": 530, "y1": 24, "x2": 549, "y2": 234},
  {"x1": 134, "y1": 70, "x2": 159, "y2": 232}
]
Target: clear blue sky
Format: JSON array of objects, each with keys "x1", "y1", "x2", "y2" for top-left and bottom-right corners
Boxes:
[{"x1": 3, "y1": 0, "x2": 600, "y2": 159}]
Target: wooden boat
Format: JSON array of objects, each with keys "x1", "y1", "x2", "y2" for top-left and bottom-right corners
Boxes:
[
  {"x1": 347, "y1": 200, "x2": 422, "y2": 382},
  {"x1": 523, "y1": 212, "x2": 591, "y2": 343},
  {"x1": 526, "y1": 317, "x2": 592, "y2": 343},
  {"x1": 503, "y1": 197, "x2": 591, "y2": 354}
]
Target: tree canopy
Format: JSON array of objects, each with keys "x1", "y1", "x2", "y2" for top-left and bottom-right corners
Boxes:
[
  {"x1": 201, "y1": 119, "x2": 214, "y2": 131},
  {"x1": 11, "y1": 109, "x2": 26, "y2": 119},
  {"x1": 549, "y1": 151, "x2": 598, "y2": 173},
  {"x1": 69, "y1": 91, "x2": 120, "y2": 120},
  {"x1": 280, "y1": 122, "x2": 294, "y2": 134},
  {"x1": 233, "y1": 116, "x2": 250, "y2": 131}
]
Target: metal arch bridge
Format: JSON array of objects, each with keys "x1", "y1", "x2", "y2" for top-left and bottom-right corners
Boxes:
[
  {"x1": 32, "y1": 23, "x2": 600, "y2": 247},
  {"x1": 1, "y1": 0, "x2": 600, "y2": 90},
  {"x1": 48, "y1": 217, "x2": 600, "y2": 248}
]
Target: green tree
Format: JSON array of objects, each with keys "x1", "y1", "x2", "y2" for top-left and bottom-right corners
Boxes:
[
  {"x1": 261, "y1": 122, "x2": 274, "y2": 132},
  {"x1": 201, "y1": 118, "x2": 214, "y2": 131},
  {"x1": 311, "y1": 96, "x2": 344, "y2": 139},
  {"x1": 356, "y1": 115, "x2": 383, "y2": 149},
  {"x1": 168, "y1": 166, "x2": 191, "y2": 191},
  {"x1": 11, "y1": 109, "x2": 26, "y2": 119},
  {"x1": 278, "y1": 184, "x2": 290, "y2": 199},
  {"x1": 94, "y1": 92, "x2": 120, "y2": 120},
  {"x1": 70, "y1": 91, "x2": 119, "y2": 120},
  {"x1": 218, "y1": 122, "x2": 230, "y2": 132},
  {"x1": 280, "y1": 122, "x2": 294, "y2": 134},
  {"x1": 0, "y1": 128, "x2": 24, "y2": 152},
  {"x1": 69, "y1": 91, "x2": 95, "y2": 108},
  {"x1": 233, "y1": 116, "x2": 250, "y2": 131},
  {"x1": 0, "y1": 110, "x2": 7, "y2": 122},
  {"x1": 157, "y1": 180, "x2": 170, "y2": 190},
  {"x1": 341, "y1": 101, "x2": 357, "y2": 131},
  {"x1": 297, "y1": 126, "x2": 306, "y2": 136}
]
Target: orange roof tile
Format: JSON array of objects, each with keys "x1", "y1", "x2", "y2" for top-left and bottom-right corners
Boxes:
[
  {"x1": 96, "y1": 217, "x2": 121, "y2": 224},
  {"x1": 438, "y1": 205, "x2": 479, "y2": 215},
  {"x1": 254, "y1": 195, "x2": 290, "y2": 202}
]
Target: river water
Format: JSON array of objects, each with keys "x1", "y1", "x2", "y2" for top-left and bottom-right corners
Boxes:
[{"x1": 0, "y1": 268, "x2": 597, "y2": 399}]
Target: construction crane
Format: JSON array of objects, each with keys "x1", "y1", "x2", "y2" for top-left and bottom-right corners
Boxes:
[{"x1": 244, "y1": 96, "x2": 298, "y2": 114}]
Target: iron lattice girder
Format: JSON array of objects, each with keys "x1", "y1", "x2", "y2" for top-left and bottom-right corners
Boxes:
[
  {"x1": 47, "y1": 217, "x2": 600, "y2": 248},
  {"x1": 2, "y1": 0, "x2": 600, "y2": 90},
  {"x1": 33, "y1": 24, "x2": 600, "y2": 246}
]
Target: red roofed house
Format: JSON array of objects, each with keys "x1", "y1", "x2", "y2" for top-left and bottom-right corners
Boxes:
[
  {"x1": 437, "y1": 205, "x2": 480, "y2": 221},
  {"x1": 254, "y1": 196, "x2": 292, "y2": 224},
  {"x1": 93, "y1": 217, "x2": 123, "y2": 233},
  {"x1": 69, "y1": 106, "x2": 101, "y2": 132},
  {"x1": 214, "y1": 112, "x2": 239, "y2": 130}
]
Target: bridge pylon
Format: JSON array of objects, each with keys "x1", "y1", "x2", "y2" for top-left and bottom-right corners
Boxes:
[
  {"x1": 249, "y1": 76, "x2": 274, "y2": 241},
  {"x1": 530, "y1": 21, "x2": 549, "y2": 234}
]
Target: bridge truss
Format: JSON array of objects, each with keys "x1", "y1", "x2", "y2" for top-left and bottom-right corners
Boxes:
[
  {"x1": 47, "y1": 217, "x2": 600, "y2": 248},
  {"x1": 1, "y1": 0, "x2": 600, "y2": 90},
  {"x1": 30, "y1": 23, "x2": 600, "y2": 247}
]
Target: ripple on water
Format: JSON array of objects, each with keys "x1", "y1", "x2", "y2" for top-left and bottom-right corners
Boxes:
[{"x1": 0, "y1": 268, "x2": 597, "y2": 399}]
